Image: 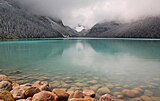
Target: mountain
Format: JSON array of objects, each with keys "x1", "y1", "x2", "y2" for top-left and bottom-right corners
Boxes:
[
  {"x1": 73, "y1": 25, "x2": 90, "y2": 37},
  {"x1": 64, "y1": 26, "x2": 79, "y2": 37},
  {"x1": 0, "y1": 0, "x2": 77, "y2": 39},
  {"x1": 78, "y1": 28, "x2": 90, "y2": 36},
  {"x1": 86, "y1": 17, "x2": 160, "y2": 38}
]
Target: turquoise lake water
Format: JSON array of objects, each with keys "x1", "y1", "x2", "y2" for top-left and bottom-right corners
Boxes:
[{"x1": 0, "y1": 39, "x2": 160, "y2": 99}]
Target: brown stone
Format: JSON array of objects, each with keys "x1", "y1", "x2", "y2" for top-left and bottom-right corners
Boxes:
[
  {"x1": 73, "y1": 91, "x2": 84, "y2": 98},
  {"x1": 133, "y1": 87, "x2": 143, "y2": 93},
  {"x1": 32, "y1": 91, "x2": 57, "y2": 101},
  {"x1": 123, "y1": 85, "x2": 129, "y2": 88},
  {"x1": 144, "y1": 90, "x2": 153, "y2": 96},
  {"x1": 10, "y1": 86, "x2": 30, "y2": 99},
  {"x1": 22, "y1": 83, "x2": 32, "y2": 86},
  {"x1": 69, "y1": 91, "x2": 84, "y2": 100},
  {"x1": 16, "y1": 99, "x2": 26, "y2": 101},
  {"x1": 32, "y1": 81, "x2": 51, "y2": 91},
  {"x1": 12, "y1": 82, "x2": 20, "y2": 89},
  {"x1": 106, "y1": 84, "x2": 115, "y2": 89},
  {"x1": 0, "y1": 90, "x2": 14, "y2": 101},
  {"x1": 129, "y1": 97, "x2": 142, "y2": 101},
  {"x1": 67, "y1": 91, "x2": 74, "y2": 95},
  {"x1": 24, "y1": 87, "x2": 40, "y2": 97},
  {"x1": 115, "y1": 99, "x2": 124, "y2": 101},
  {"x1": 0, "y1": 75, "x2": 10, "y2": 82},
  {"x1": 141, "y1": 96, "x2": 153, "y2": 101},
  {"x1": 0, "y1": 81, "x2": 12, "y2": 91},
  {"x1": 88, "y1": 80, "x2": 98, "y2": 84},
  {"x1": 113, "y1": 92, "x2": 122, "y2": 96},
  {"x1": 69, "y1": 98, "x2": 93, "y2": 101},
  {"x1": 131, "y1": 89, "x2": 141, "y2": 95},
  {"x1": 115, "y1": 87, "x2": 123, "y2": 91},
  {"x1": 97, "y1": 87, "x2": 110, "y2": 95},
  {"x1": 99, "y1": 94, "x2": 115, "y2": 101},
  {"x1": 83, "y1": 90, "x2": 95, "y2": 98},
  {"x1": 151, "y1": 96, "x2": 160, "y2": 101},
  {"x1": 89, "y1": 86, "x2": 99, "y2": 92},
  {"x1": 84, "y1": 96, "x2": 98, "y2": 101},
  {"x1": 113, "y1": 92, "x2": 123, "y2": 99},
  {"x1": 26, "y1": 97, "x2": 33, "y2": 101},
  {"x1": 53, "y1": 89, "x2": 69, "y2": 101},
  {"x1": 37, "y1": 76, "x2": 48, "y2": 81},
  {"x1": 122, "y1": 89, "x2": 136, "y2": 98},
  {"x1": 50, "y1": 82, "x2": 61, "y2": 88},
  {"x1": 74, "y1": 83, "x2": 86, "y2": 87}
]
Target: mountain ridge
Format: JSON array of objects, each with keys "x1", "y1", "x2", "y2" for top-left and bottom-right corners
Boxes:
[
  {"x1": 1, "y1": 0, "x2": 160, "y2": 39},
  {"x1": 86, "y1": 17, "x2": 160, "y2": 38},
  {"x1": 0, "y1": 0, "x2": 78, "y2": 39}
]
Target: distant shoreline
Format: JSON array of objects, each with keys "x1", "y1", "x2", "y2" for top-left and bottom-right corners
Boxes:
[{"x1": 1, "y1": 37, "x2": 160, "y2": 41}]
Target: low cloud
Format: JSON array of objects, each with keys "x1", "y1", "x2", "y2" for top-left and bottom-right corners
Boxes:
[{"x1": 19, "y1": 0, "x2": 160, "y2": 28}]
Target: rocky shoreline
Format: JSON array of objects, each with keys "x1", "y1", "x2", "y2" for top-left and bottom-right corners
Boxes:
[{"x1": 0, "y1": 74, "x2": 160, "y2": 101}]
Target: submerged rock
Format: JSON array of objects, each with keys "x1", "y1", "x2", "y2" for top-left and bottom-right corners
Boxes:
[
  {"x1": 73, "y1": 91, "x2": 84, "y2": 98},
  {"x1": 116, "y1": 94, "x2": 124, "y2": 99},
  {"x1": 12, "y1": 82, "x2": 20, "y2": 89},
  {"x1": 82, "y1": 87, "x2": 90, "y2": 91},
  {"x1": 133, "y1": 87, "x2": 143, "y2": 93},
  {"x1": 89, "y1": 85, "x2": 100, "y2": 92},
  {"x1": 69, "y1": 98, "x2": 94, "y2": 101},
  {"x1": 24, "y1": 87, "x2": 40, "y2": 97},
  {"x1": 0, "y1": 81, "x2": 12, "y2": 91},
  {"x1": 26, "y1": 97, "x2": 33, "y2": 101},
  {"x1": 140, "y1": 96, "x2": 153, "y2": 101},
  {"x1": 0, "y1": 90, "x2": 14, "y2": 101},
  {"x1": 53, "y1": 89, "x2": 69, "y2": 101},
  {"x1": 131, "y1": 89, "x2": 141, "y2": 96},
  {"x1": 83, "y1": 90, "x2": 95, "y2": 98},
  {"x1": 32, "y1": 81, "x2": 51, "y2": 91},
  {"x1": 32, "y1": 91, "x2": 57, "y2": 101},
  {"x1": 129, "y1": 97, "x2": 142, "y2": 101},
  {"x1": 106, "y1": 84, "x2": 115, "y2": 89},
  {"x1": 87, "y1": 80, "x2": 98, "y2": 85},
  {"x1": 144, "y1": 90, "x2": 153, "y2": 96},
  {"x1": 50, "y1": 81, "x2": 61, "y2": 88},
  {"x1": 69, "y1": 91, "x2": 84, "y2": 99},
  {"x1": 16, "y1": 99, "x2": 26, "y2": 101},
  {"x1": 115, "y1": 87, "x2": 123, "y2": 91},
  {"x1": 74, "y1": 83, "x2": 86, "y2": 87},
  {"x1": 113, "y1": 92, "x2": 123, "y2": 99},
  {"x1": 67, "y1": 91, "x2": 74, "y2": 95},
  {"x1": 97, "y1": 87, "x2": 110, "y2": 95},
  {"x1": 69, "y1": 87, "x2": 82, "y2": 91},
  {"x1": 21, "y1": 83, "x2": 32, "y2": 86},
  {"x1": 10, "y1": 86, "x2": 30, "y2": 99},
  {"x1": 99, "y1": 94, "x2": 115, "y2": 101},
  {"x1": 37, "y1": 76, "x2": 49, "y2": 81},
  {"x1": 0, "y1": 75, "x2": 10, "y2": 82},
  {"x1": 151, "y1": 96, "x2": 160, "y2": 101},
  {"x1": 122, "y1": 89, "x2": 136, "y2": 98},
  {"x1": 9, "y1": 70, "x2": 22, "y2": 75},
  {"x1": 62, "y1": 84, "x2": 70, "y2": 89}
]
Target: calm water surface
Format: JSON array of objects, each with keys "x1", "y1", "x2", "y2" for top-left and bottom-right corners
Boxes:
[{"x1": 0, "y1": 39, "x2": 160, "y2": 99}]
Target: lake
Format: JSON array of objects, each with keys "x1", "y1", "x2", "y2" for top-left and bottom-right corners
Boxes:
[{"x1": 0, "y1": 38, "x2": 160, "y2": 100}]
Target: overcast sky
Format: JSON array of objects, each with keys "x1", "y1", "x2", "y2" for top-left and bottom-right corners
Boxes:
[{"x1": 20, "y1": 0, "x2": 160, "y2": 28}]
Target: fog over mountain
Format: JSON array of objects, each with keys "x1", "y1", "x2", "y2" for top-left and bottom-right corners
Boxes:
[
  {"x1": 86, "y1": 17, "x2": 160, "y2": 38},
  {"x1": 1, "y1": 0, "x2": 160, "y2": 38},
  {"x1": 19, "y1": 0, "x2": 160, "y2": 28},
  {"x1": 0, "y1": 0, "x2": 80, "y2": 38}
]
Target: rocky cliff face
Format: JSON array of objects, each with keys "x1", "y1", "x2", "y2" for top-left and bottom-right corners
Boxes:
[
  {"x1": 0, "y1": 0, "x2": 77, "y2": 39},
  {"x1": 86, "y1": 17, "x2": 160, "y2": 38}
]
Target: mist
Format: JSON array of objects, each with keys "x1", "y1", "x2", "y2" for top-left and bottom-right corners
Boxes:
[{"x1": 19, "y1": 0, "x2": 160, "y2": 28}]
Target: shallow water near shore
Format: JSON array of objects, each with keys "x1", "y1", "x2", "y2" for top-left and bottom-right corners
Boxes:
[{"x1": 0, "y1": 38, "x2": 160, "y2": 100}]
